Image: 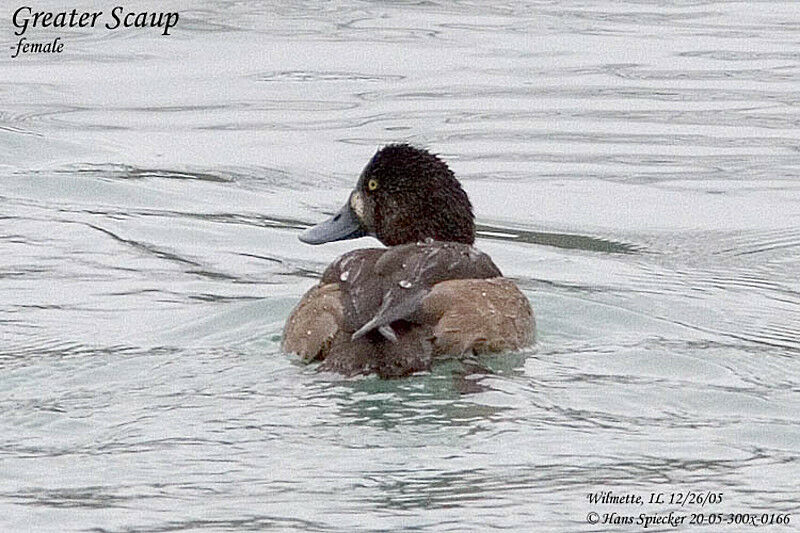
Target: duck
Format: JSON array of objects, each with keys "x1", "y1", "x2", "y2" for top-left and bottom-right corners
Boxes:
[{"x1": 282, "y1": 144, "x2": 535, "y2": 378}]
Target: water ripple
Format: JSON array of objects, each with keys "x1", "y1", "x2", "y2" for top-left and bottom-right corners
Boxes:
[{"x1": 1, "y1": 0, "x2": 799, "y2": 531}]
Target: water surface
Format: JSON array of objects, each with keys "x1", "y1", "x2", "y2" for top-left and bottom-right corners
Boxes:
[{"x1": 2, "y1": 1, "x2": 799, "y2": 531}]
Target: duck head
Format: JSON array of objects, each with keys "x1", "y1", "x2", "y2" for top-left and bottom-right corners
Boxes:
[{"x1": 300, "y1": 144, "x2": 475, "y2": 246}]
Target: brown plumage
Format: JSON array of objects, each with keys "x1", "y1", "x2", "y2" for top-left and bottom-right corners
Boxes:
[{"x1": 282, "y1": 144, "x2": 535, "y2": 378}]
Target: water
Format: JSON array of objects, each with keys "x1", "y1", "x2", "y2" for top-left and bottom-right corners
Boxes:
[{"x1": 2, "y1": 1, "x2": 799, "y2": 531}]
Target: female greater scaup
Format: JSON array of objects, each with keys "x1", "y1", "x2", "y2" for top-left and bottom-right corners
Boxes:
[{"x1": 283, "y1": 144, "x2": 534, "y2": 377}]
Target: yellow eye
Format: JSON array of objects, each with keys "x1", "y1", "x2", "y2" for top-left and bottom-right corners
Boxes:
[{"x1": 368, "y1": 179, "x2": 379, "y2": 191}]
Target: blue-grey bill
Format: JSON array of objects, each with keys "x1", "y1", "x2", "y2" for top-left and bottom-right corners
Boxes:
[{"x1": 299, "y1": 200, "x2": 366, "y2": 244}]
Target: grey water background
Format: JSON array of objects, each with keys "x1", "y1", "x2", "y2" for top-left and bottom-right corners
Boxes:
[{"x1": 2, "y1": 0, "x2": 800, "y2": 531}]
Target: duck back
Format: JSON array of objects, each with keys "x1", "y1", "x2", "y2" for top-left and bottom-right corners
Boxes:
[{"x1": 323, "y1": 241, "x2": 501, "y2": 340}]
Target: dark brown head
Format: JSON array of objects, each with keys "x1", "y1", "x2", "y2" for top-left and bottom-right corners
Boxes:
[{"x1": 300, "y1": 144, "x2": 475, "y2": 246}]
